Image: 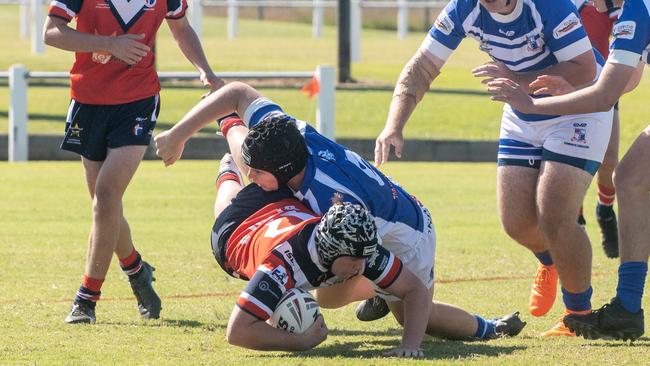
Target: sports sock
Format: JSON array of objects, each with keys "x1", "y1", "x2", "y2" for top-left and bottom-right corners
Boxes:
[
  {"x1": 119, "y1": 249, "x2": 143, "y2": 278},
  {"x1": 561, "y1": 286, "x2": 592, "y2": 312},
  {"x1": 216, "y1": 171, "x2": 242, "y2": 190},
  {"x1": 616, "y1": 261, "x2": 648, "y2": 313},
  {"x1": 534, "y1": 251, "x2": 553, "y2": 266},
  {"x1": 597, "y1": 184, "x2": 616, "y2": 207},
  {"x1": 218, "y1": 113, "x2": 245, "y2": 138},
  {"x1": 474, "y1": 315, "x2": 496, "y2": 339},
  {"x1": 75, "y1": 275, "x2": 104, "y2": 307},
  {"x1": 596, "y1": 202, "x2": 615, "y2": 219}
]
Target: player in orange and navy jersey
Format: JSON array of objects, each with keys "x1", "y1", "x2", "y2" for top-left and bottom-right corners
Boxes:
[
  {"x1": 210, "y1": 153, "x2": 526, "y2": 357},
  {"x1": 45, "y1": 0, "x2": 224, "y2": 324}
]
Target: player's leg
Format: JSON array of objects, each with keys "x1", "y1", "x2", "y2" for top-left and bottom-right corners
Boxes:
[
  {"x1": 595, "y1": 107, "x2": 620, "y2": 258},
  {"x1": 214, "y1": 153, "x2": 244, "y2": 219},
  {"x1": 564, "y1": 127, "x2": 649, "y2": 340}
]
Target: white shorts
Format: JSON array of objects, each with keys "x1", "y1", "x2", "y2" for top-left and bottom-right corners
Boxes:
[
  {"x1": 497, "y1": 106, "x2": 614, "y2": 175},
  {"x1": 374, "y1": 205, "x2": 436, "y2": 302}
]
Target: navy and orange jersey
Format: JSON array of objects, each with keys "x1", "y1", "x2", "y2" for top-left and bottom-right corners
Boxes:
[
  {"x1": 226, "y1": 201, "x2": 404, "y2": 321},
  {"x1": 48, "y1": 0, "x2": 187, "y2": 105}
]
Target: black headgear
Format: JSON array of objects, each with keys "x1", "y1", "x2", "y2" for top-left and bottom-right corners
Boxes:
[
  {"x1": 241, "y1": 114, "x2": 308, "y2": 185},
  {"x1": 315, "y1": 202, "x2": 379, "y2": 269}
]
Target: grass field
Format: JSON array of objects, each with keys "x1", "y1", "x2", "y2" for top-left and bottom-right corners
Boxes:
[
  {"x1": 1, "y1": 6, "x2": 648, "y2": 147},
  {"x1": 1, "y1": 160, "x2": 649, "y2": 365}
]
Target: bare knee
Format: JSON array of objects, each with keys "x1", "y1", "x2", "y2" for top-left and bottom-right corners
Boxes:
[
  {"x1": 501, "y1": 215, "x2": 539, "y2": 246},
  {"x1": 93, "y1": 184, "x2": 123, "y2": 217}
]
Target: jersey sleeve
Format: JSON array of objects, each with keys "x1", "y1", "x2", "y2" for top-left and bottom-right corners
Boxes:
[
  {"x1": 609, "y1": 1, "x2": 650, "y2": 67},
  {"x1": 243, "y1": 97, "x2": 287, "y2": 128},
  {"x1": 542, "y1": 1, "x2": 592, "y2": 62},
  {"x1": 236, "y1": 254, "x2": 295, "y2": 321},
  {"x1": 421, "y1": 0, "x2": 467, "y2": 61},
  {"x1": 48, "y1": 0, "x2": 82, "y2": 22},
  {"x1": 363, "y1": 245, "x2": 403, "y2": 290},
  {"x1": 166, "y1": 0, "x2": 187, "y2": 19}
]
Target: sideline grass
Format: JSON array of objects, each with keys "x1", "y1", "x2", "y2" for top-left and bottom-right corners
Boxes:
[{"x1": 1, "y1": 160, "x2": 648, "y2": 364}]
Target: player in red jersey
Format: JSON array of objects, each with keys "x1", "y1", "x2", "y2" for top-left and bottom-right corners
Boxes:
[
  {"x1": 45, "y1": 0, "x2": 224, "y2": 324},
  {"x1": 210, "y1": 153, "x2": 526, "y2": 357}
]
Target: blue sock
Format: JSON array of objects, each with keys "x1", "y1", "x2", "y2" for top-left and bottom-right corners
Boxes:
[
  {"x1": 616, "y1": 261, "x2": 648, "y2": 313},
  {"x1": 474, "y1": 315, "x2": 496, "y2": 339},
  {"x1": 534, "y1": 251, "x2": 553, "y2": 266},
  {"x1": 562, "y1": 287, "x2": 592, "y2": 312}
]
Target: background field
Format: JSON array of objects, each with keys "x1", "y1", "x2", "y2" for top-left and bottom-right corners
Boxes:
[
  {"x1": 1, "y1": 6, "x2": 649, "y2": 147},
  {"x1": 1, "y1": 161, "x2": 650, "y2": 365}
]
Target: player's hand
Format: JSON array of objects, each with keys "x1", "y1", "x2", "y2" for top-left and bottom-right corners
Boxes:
[
  {"x1": 529, "y1": 75, "x2": 576, "y2": 96},
  {"x1": 487, "y1": 78, "x2": 536, "y2": 113},
  {"x1": 108, "y1": 33, "x2": 150, "y2": 65},
  {"x1": 472, "y1": 61, "x2": 514, "y2": 84},
  {"x1": 301, "y1": 314, "x2": 328, "y2": 350},
  {"x1": 374, "y1": 127, "x2": 404, "y2": 167},
  {"x1": 200, "y1": 72, "x2": 225, "y2": 99},
  {"x1": 154, "y1": 130, "x2": 185, "y2": 167},
  {"x1": 383, "y1": 347, "x2": 425, "y2": 359}
]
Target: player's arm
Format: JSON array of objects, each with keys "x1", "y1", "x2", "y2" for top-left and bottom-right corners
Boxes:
[
  {"x1": 488, "y1": 61, "x2": 638, "y2": 114},
  {"x1": 166, "y1": 16, "x2": 224, "y2": 94},
  {"x1": 43, "y1": 16, "x2": 150, "y2": 65},
  {"x1": 154, "y1": 82, "x2": 261, "y2": 166},
  {"x1": 382, "y1": 266, "x2": 430, "y2": 357},
  {"x1": 226, "y1": 306, "x2": 327, "y2": 351},
  {"x1": 375, "y1": 48, "x2": 444, "y2": 166}
]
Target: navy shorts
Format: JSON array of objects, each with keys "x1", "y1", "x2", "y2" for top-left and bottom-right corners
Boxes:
[
  {"x1": 61, "y1": 95, "x2": 160, "y2": 161},
  {"x1": 211, "y1": 184, "x2": 295, "y2": 278}
]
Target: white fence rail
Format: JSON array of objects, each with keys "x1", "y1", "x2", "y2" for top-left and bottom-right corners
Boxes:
[
  {"x1": 10, "y1": 0, "x2": 446, "y2": 60},
  {"x1": 0, "y1": 64, "x2": 336, "y2": 162}
]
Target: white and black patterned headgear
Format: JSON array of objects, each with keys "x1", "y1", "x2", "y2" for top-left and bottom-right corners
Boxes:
[{"x1": 315, "y1": 201, "x2": 379, "y2": 269}]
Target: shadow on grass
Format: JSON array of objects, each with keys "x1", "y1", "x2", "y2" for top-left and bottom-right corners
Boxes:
[
  {"x1": 263, "y1": 333, "x2": 526, "y2": 360},
  {"x1": 327, "y1": 328, "x2": 402, "y2": 337},
  {"x1": 98, "y1": 318, "x2": 226, "y2": 332}
]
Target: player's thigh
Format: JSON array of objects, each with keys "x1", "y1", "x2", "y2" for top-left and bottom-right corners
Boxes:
[
  {"x1": 496, "y1": 165, "x2": 540, "y2": 229},
  {"x1": 94, "y1": 145, "x2": 147, "y2": 201},
  {"x1": 615, "y1": 126, "x2": 650, "y2": 191},
  {"x1": 601, "y1": 108, "x2": 620, "y2": 171},
  {"x1": 82, "y1": 158, "x2": 103, "y2": 198},
  {"x1": 536, "y1": 161, "x2": 593, "y2": 223}
]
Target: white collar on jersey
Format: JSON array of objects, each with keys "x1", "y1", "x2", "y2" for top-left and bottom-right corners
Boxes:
[{"x1": 488, "y1": 0, "x2": 524, "y2": 24}]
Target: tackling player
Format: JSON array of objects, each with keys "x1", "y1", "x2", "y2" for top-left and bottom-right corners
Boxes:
[
  {"x1": 211, "y1": 153, "x2": 525, "y2": 357},
  {"x1": 486, "y1": 0, "x2": 648, "y2": 341},
  {"x1": 45, "y1": 0, "x2": 224, "y2": 323}
]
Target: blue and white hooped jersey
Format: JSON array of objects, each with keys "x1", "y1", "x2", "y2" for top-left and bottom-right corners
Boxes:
[
  {"x1": 243, "y1": 98, "x2": 426, "y2": 236},
  {"x1": 608, "y1": 0, "x2": 650, "y2": 67},
  {"x1": 424, "y1": 0, "x2": 599, "y2": 121}
]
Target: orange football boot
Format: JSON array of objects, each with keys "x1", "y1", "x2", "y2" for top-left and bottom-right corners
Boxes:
[
  {"x1": 541, "y1": 309, "x2": 591, "y2": 337},
  {"x1": 529, "y1": 264, "x2": 558, "y2": 317}
]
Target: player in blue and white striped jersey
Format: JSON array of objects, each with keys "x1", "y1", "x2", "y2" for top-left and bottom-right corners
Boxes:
[
  {"x1": 375, "y1": 0, "x2": 614, "y2": 336},
  {"x1": 154, "y1": 81, "x2": 528, "y2": 342},
  {"x1": 488, "y1": 0, "x2": 648, "y2": 341}
]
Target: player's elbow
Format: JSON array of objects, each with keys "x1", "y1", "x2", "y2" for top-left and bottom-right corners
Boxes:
[{"x1": 225, "y1": 321, "x2": 244, "y2": 347}]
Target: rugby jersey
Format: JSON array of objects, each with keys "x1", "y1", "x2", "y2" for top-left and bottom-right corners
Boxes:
[
  {"x1": 243, "y1": 98, "x2": 427, "y2": 242},
  {"x1": 424, "y1": 0, "x2": 599, "y2": 121},
  {"x1": 48, "y1": 0, "x2": 187, "y2": 105},
  {"x1": 608, "y1": 0, "x2": 650, "y2": 67},
  {"x1": 228, "y1": 200, "x2": 403, "y2": 321}
]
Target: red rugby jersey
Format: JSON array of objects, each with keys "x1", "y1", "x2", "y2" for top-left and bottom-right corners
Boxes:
[{"x1": 48, "y1": 0, "x2": 187, "y2": 104}]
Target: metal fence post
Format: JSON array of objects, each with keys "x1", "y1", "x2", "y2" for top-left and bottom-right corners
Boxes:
[
  {"x1": 188, "y1": 0, "x2": 203, "y2": 40},
  {"x1": 397, "y1": 0, "x2": 408, "y2": 39},
  {"x1": 228, "y1": 0, "x2": 238, "y2": 39},
  {"x1": 312, "y1": 0, "x2": 323, "y2": 38},
  {"x1": 31, "y1": 0, "x2": 45, "y2": 54},
  {"x1": 9, "y1": 65, "x2": 29, "y2": 162},
  {"x1": 351, "y1": 0, "x2": 361, "y2": 62},
  {"x1": 316, "y1": 65, "x2": 335, "y2": 140}
]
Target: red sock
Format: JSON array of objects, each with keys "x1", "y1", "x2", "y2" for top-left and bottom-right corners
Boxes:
[
  {"x1": 83, "y1": 275, "x2": 104, "y2": 293},
  {"x1": 219, "y1": 116, "x2": 245, "y2": 138},
  {"x1": 597, "y1": 184, "x2": 616, "y2": 206},
  {"x1": 216, "y1": 172, "x2": 242, "y2": 190},
  {"x1": 119, "y1": 249, "x2": 139, "y2": 268}
]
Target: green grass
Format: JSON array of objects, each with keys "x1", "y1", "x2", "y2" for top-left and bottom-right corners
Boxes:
[
  {"x1": 2, "y1": 5, "x2": 648, "y2": 146},
  {"x1": 1, "y1": 160, "x2": 649, "y2": 364}
]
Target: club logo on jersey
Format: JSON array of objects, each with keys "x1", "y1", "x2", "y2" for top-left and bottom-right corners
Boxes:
[
  {"x1": 570, "y1": 123, "x2": 587, "y2": 144},
  {"x1": 108, "y1": 0, "x2": 154, "y2": 32},
  {"x1": 612, "y1": 21, "x2": 636, "y2": 40},
  {"x1": 553, "y1": 13, "x2": 582, "y2": 39},
  {"x1": 317, "y1": 149, "x2": 335, "y2": 162},
  {"x1": 525, "y1": 34, "x2": 542, "y2": 51},
  {"x1": 434, "y1": 11, "x2": 454, "y2": 36}
]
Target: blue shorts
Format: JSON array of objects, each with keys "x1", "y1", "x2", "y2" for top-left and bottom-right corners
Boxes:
[{"x1": 60, "y1": 95, "x2": 160, "y2": 161}]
